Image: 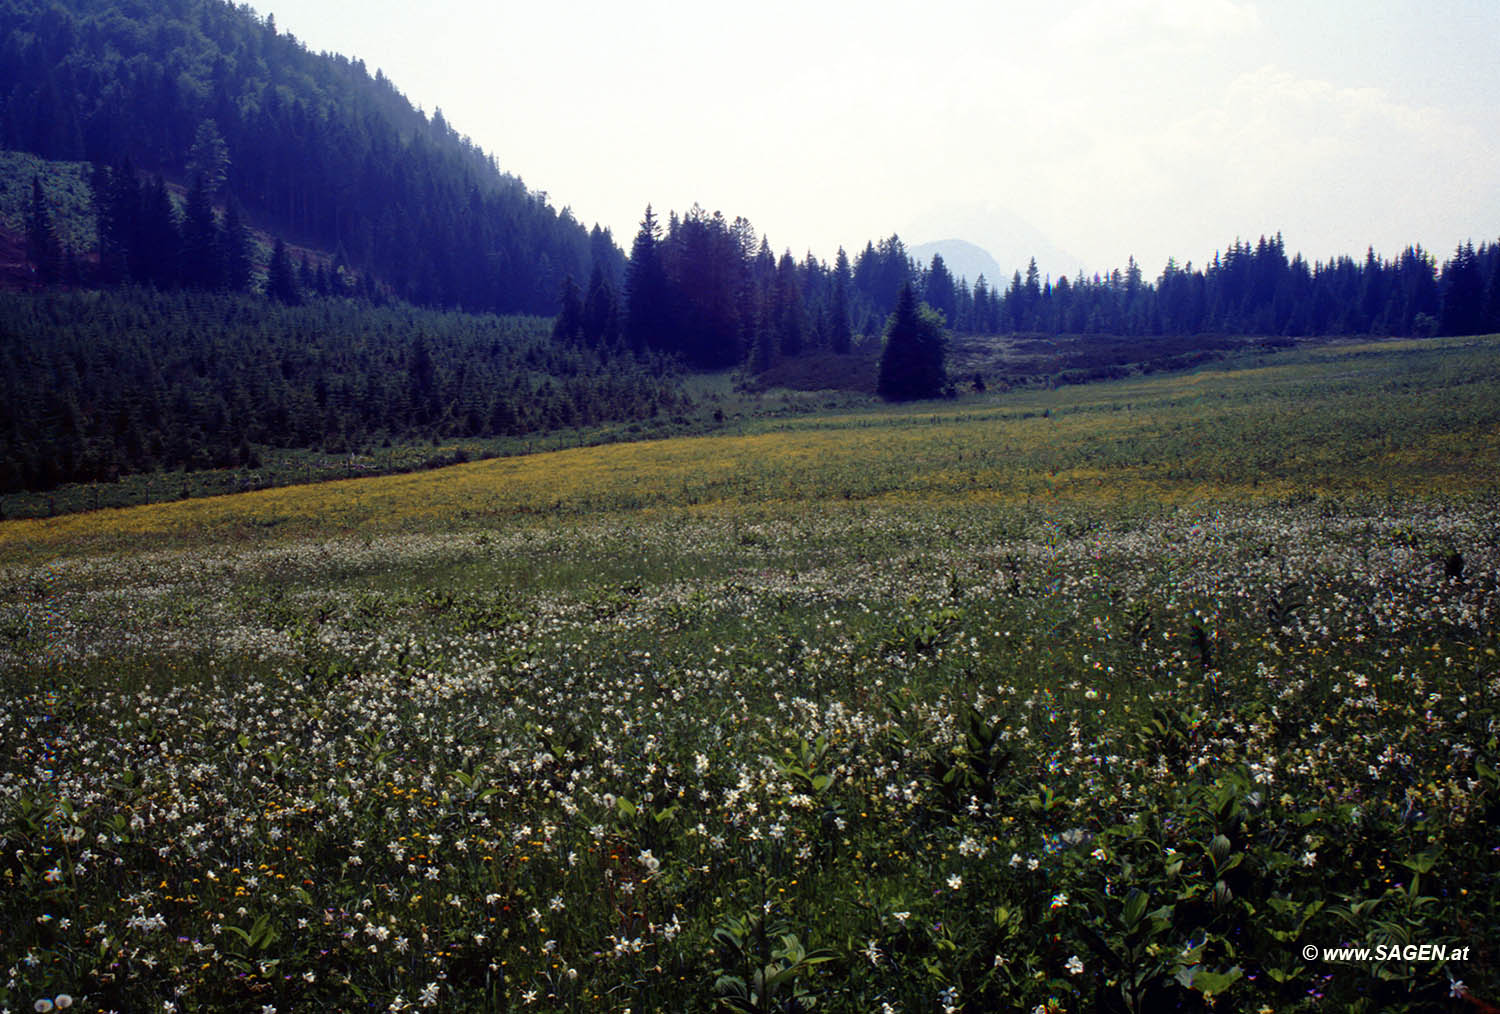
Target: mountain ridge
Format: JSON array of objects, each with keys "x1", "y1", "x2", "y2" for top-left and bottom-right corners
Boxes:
[
  {"x1": 909, "y1": 239, "x2": 1004, "y2": 287},
  {"x1": 0, "y1": 0, "x2": 621, "y2": 311}
]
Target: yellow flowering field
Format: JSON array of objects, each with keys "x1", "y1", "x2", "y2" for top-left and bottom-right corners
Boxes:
[
  {"x1": 2, "y1": 335, "x2": 1499, "y2": 1012},
  {"x1": 4, "y1": 335, "x2": 1498, "y2": 563}
]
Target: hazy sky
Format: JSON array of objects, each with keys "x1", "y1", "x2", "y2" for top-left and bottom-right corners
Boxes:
[{"x1": 268, "y1": 0, "x2": 1500, "y2": 280}]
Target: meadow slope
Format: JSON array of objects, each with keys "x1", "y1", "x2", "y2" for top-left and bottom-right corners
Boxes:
[
  {"x1": 3, "y1": 335, "x2": 1499, "y2": 561},
  {"x1": 2, "y1": 336, "x2": 1498, "y2": 1013}
]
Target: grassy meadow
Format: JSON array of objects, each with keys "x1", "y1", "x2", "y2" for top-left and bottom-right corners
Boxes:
[{"x1": 2, "y1": 336, "x2": 1499, "y2": 1012}]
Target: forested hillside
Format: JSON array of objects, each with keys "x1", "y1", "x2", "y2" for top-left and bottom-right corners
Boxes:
[
  {"x1": 0, "y1": 0, "x2": 621, "y2": 312},
  {"x1": 6, "y1": 0, "x2": 1496, "y2": 346},
  {"x1": 5, "y1": 0, "x2": 1500, "y2": 505},
  {"x1": 0, "y1": 288, "x2": 685, "y2": 493}
]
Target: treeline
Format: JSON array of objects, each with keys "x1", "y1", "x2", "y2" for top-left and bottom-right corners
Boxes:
[
  {"x1": 84, "y1": 164, "x2": 261, "y2": 292},
  {"x1": 923, "y1": 234, "x2": 1500, "y2": 340},
  {"x1": 0, "y1": 0, "x2": 620, "y2": 312},
  {"x1": 607, "y1": 208, "x2": 1500, "y2": 385},
  {"x1": 66, "y1": 159, "x2": 371, "y2": 301},
  {"x1": 603, "y1": 206, "x2": 917, "y2": 372},
  {"x1": 0, "y1": 288, "x2": 687, "y2": 493}
]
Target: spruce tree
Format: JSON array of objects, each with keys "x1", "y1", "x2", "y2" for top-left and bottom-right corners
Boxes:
[
  {"x1": 25, "y1": 175, "x2": 62, "y2": 286},
  {"x1": 133, "y1": 176, "x2": 181, "y2": 288},
  {"x1": 1485, "y1": 245, "x2": 1500, "y2": 333},
  {"x1": 751, "y1": 313, "x2": 776, "y2": 374},
  {"x1": 181, "y1": 175, "x2": 222, "y2": 290},
  {"x1": 625, "y1": 206, "x2": 669, "y2": 353},
  {"x1": 831, "y1": 247, "x2": 854, "y2": 354},
  {"x1": 221, "y1": 197, "x2": 253, "y2": 292},
  {"x1": 583, "y1": 262, "x2": 618, "y2": 348},
  {"x1": 92, "y1": 160, "x2": 139, "y2": 285},
  {"x1": 924, "y1": 253, "x2": 957, "y2": 327},
  {"x1": 1440, "y1": 243, "x2": 1484, "y2": 336},
  {"x1": 973, "y1": 276, "x2": 992, "y2": 332},
  {"x1": 877, "y1": 282, "x2": 947, "y2": 401},
  {"x1": 553, "y1": 275, "x2": 584, "y2": 343},
  {"x1": 266, "y1": 238, "x2": 301, "y2": 304},
  {"x1": 774, "y1": 251, "x2": 806, "y2": 358},
  {"x1": 186, "y1": 119, "x2": 231, "y2": 197}
]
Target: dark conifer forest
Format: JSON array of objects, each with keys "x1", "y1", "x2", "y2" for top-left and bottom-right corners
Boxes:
[
  {"x1": 0, "y1": 0, "x2": 616, "y2": 313},
  {"x1": 3, "y1": 0, "x2": 1500, "y2": 500},
  {"x1": 616, "y1": 222, "x2": 1500, "y2": 378},
  {"x1": 0, "y1": 289, "x2": 685, "y2": 493}
]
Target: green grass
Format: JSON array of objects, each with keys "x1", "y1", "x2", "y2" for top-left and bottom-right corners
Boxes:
[
  {"x1": 9, "y1": 333, "x2": 1500, "y2": 560},
  {"x1": 11, "y1": 332, "x2": 1500, "y2": 528},
  {"x1": 2, "y1": 334, "x2": 1499, "y2": 1012}
]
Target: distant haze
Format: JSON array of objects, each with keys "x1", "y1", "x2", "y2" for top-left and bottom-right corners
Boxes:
[
  {"x1": 908, "y1": 204, "x2": 1086, "y2": 284},
  {"x1": 270, "y1": 0, "x2": 1500, "y2": 274},
  {"x1": 909, "y1": 240, "x2": 1004, "y2": 289}
]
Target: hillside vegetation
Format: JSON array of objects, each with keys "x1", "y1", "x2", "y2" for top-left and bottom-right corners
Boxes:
[
  {"x1": 1, "y1": 0, "x2": 614, "y2": 311},
  {"x1": 6, "y1": 333, "x2": 1498, "y2": 557},
  {"x1": 5, "y1": 0, "x2": 1500, "y2": 518},
  {"x1": 3, "y1": 3, "x2": 1500, "y2": 1008},
  {"x1": 2, "y1": 335, "x2": 1498, "y2": 1012},
  {"x1": 0, "y1": 288, "x2": 693, "y2": 495}
]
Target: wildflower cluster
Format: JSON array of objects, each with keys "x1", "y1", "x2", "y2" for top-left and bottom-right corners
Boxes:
[{"x1": 2, "y1": 496, "x2": 1497, "y2": 1010}]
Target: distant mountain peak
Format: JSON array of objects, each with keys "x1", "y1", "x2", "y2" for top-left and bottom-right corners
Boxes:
[
  {"x1": 906, "y1": 202, "x2": 1084, "y2": 283},
  {"x1": 910, "y1": 239, "x2": 1004, "y2": 288}
]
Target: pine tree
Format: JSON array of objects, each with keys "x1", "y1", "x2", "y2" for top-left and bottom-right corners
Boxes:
[
  {"x1": 186, "y1": 119, "x2": 231, "y2": 197},
  {"x1": 774, "y1": 251, "x2": 806, "y2": 358},
  {"x1": 25, "y1": 175, "x2": 62, "y2": 286},
  {"x1": 877, "y1": 283, "x2": 947, "y2": 401},
  {"x1": 266, "y1": 238, "x2": 301, "y2": 304},
  {"x1": 583, "y1": 262, "x2": 618, "y2": 348},
  {"x1": 869, "y1": 235, "x2": 913, "y2": 314},
  {"x1": 1485, "y1": 245, "x2": 1500, "y2": 334},
  {"x1": 133, "y1": 176, "x2": 181, "y2": 287},
  {"x1": 625, "y1": 205, "x2": 669, "y2": 353},
  {"x1": 553, "y1": 274, "x2": 583, "y2": 343},
  {"x1": 751, "y1": 313, "x2": 776, "y2": 374},
  {"x1": 1440, "y1": 243, "x2": 1484, "y2": 336},
  {"x1": 92, "y1": 160, "x2": 139, "y2": 285},
  {"x1": 1023, "y1": 258, "x2": 1042, "y2": 330},
  {"x1": 831, "y1": 247, "x2": 854, "y2": 353},
  {"x1": 221, "y1": 196, "x2": 253, "y2": 292},
  {"x1": 181, "y1": 175, "x2": 223, "y2": 290},
  {"x1": 973, "y1": 275, "x2": 992, "y2": 333},
  {"x1": 924, "y1": 253, "x2": 957, "y2": 327}
]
